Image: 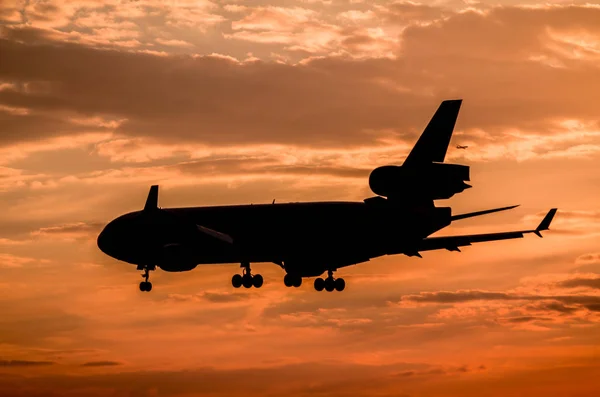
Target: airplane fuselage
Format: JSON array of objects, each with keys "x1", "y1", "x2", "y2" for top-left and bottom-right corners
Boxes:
[
  {"x1": 97, "y1": 201, "x2": 451, "y2": 277},
  {"x1": 96, "y1": 99, "x2": 557, "y2": 293}
]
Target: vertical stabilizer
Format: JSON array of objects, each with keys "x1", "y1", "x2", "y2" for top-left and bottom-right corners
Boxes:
[
  {"x1": 144, "y1": 185, "x2": 159, "y2": 211},
  {"x1": 403, "y1": 99, "x2": 462, "y2": 167}
]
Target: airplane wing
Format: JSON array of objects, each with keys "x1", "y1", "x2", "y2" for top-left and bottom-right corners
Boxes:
[
  {"x1": 196, "y1": 224, "x2": 233, "y2": 244},
  {"x1": 407, "y1": 208, "x2": 557, "y2": 256}
]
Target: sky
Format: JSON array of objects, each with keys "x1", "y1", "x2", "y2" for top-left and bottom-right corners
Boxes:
[{"x1": 1, "y1": 0, "x2": 600, "y2": 396}]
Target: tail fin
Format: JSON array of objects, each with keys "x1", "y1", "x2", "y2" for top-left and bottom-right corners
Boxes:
[{"x1": 403, "y1": 99, "x2": 462, "y2": 167}]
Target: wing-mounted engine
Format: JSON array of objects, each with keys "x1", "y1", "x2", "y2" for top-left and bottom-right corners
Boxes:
[
  {"x1": 139, "y1": 186, "x2": 234, "y2": 272},
  {"x1": 368, "y1": 162, "x2": 471, "y2": 201},
  {"x1": 159, "y1": 243, "x2": 197, "y2": 272}
]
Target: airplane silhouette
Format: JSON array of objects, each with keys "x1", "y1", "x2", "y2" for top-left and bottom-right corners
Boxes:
[
  {"x1": 97, "y1": 99, "x2": 557, "y2": 293},
  {"x1": 456, "y1": 145, "x2": 468, "y2": 149}
]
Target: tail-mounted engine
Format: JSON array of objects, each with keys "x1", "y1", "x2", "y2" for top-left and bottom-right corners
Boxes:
[{"x1": 369, "y1": 162, "x2": 471, "y2": 201}]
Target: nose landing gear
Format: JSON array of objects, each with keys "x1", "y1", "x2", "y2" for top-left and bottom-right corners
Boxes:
[
  {"x1": 314, "y1": 269, "x2": 345, "y2": 292},
  {"x1": 139, "y1": 265, "x2": 154, "y2": 292},
  {"x1": 232, "y1": 262, "x2": 263, "y2": 289}
]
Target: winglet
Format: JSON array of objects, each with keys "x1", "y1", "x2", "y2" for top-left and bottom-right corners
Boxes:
[
  {"x1": 144, "y1": 185, "x2": 159, "y2": 211},
  {"x1": 534, "y1": 208, "x2": 557, "y2": 237}
]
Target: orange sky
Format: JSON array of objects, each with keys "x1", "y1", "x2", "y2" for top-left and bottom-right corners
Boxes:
[{"x1": 1, "y1": 1, "x2": 600, "y2": 396}]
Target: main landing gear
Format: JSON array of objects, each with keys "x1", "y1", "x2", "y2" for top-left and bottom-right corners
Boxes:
[
  {"x1": 283, "y1": 273, "x2": 302, "y2": 288},
  {"x1": 139, "y1": 265, "x2": 153, "y2": 292},
  {"x1": 314, "y1": 270, "x2": 345, "y2": 292},
  {"x1": 232, "y1": 262, "x2": 263, "y2": 289}
]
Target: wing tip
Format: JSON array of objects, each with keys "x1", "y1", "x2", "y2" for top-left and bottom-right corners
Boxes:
[{"x1": 534, "y1": 208, "x2": 558, "y2": 237}]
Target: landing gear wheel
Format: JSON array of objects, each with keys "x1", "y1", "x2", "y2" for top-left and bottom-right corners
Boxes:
[
  {"x1": 292, "y1": 276, "x2": 302, "y2": 288},
  {"x1": 334, "y1": 278, "x2": 345, "y2": 292},
  {"x1": 324, "y1": 277, "x2": 335, "y2": 292},
  {"x1": 232, "y1": 274, "x2": 243, "y2": 288},
  {"x1": 314, "y1": 278, "x2": 325, "y2": 291},
  {"x1": 139, "y1": 281, "x2": 152, "y2": 292},
  {"x1": 284, "y1": 274, "x2": 294, "y2": 287},
  {"x1": 234, "y1": 262, "x2": 263, "y2": 289},
  {"x1": 252, "y1": 274, "x2": 264, "y2": 288},
  {"x1": 284, "y1": 274, "x2": 302, "y2": 288},
  {"x1": 242, "y1": 274, "x2": 253, "y2": 288}
]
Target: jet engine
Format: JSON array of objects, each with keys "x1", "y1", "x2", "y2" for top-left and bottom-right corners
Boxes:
[{"x1": 368, "y1": 163, "x2": 471, "y2": 200}]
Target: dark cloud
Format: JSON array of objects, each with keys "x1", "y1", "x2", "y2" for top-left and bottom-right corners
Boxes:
[
  {"x1": 0, "y1": 305, "x2": 86, "y2": 345},
  {"x1": 0, "y1": 361, "x2": 435, "y2": 397},
  {"x1": 0, "y1": 360, "x2": 55, "y2": 367},
  {"x1": 402, "y1": 290, "x2": 512, "y2": 303},
  {"x1": 527, "y1": 301, "x2": 578, "y2": 314},
  {"x1": 577, "y1": 253, "x2": 600, "y2": 262},
  {"x1": 558, "y1": 277, "x2": 600, "y2": 290},
  {"x1": 505, "y1": 316, "x2": 543, "y2": 323},
  {"x1": 81, "y1": 361, "x2": 122, "y2": 367},
  {"x1": 175, "y1": 158, "x2": 370, "y2": 179},
  {"x1": 1, "y1": 5, "x2": 599, "y2": 151},
  {"x1": 400, "y1": 290, "x2": 600, "y2": 316},
  {"x1": 166, "y1": 291, "x2": 254, "y2": 303},
  {"x1": 0, "y1": 109, "x2": 104, "y2": 146}
]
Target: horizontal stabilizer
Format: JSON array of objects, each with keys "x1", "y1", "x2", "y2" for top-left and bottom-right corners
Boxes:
[
  {"x1": 451, "y1": 205, "x2": 519, "y2": 221},
  {"x1": 404, "y1": 99, "x2": 462, "y2": 167},
  {"x1": 392, "y1": 207, "x2": 558, "y2": 257}
]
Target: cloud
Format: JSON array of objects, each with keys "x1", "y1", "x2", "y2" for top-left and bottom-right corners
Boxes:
[
  {"x1": 166, "y1": 291, "x2": 255, "y2": 304},
  {"x1": 81, "y1": 361, "x2": 122, "y2": 367},
  {"x1": 380, "y1": 1, "x2": 448, "y2": 24},
  {"x1": 155, "y1": 38, "x2": 194, "y2": 47},
  {"x1": 0, "y1": 253, "x2": 36, "y2": 268},
  {"x1": 0, "y1": 238, "x2": 26, "y2": 246},
  {"x1": 531, "y1": 210, "x2": 600, "y2": 236},
  {"x1": 400, "y1": 290, "x2": 600, "y2": 307},
  {"x1": 0, "y1": 4, "x2": 599, "y2": 161},
  {"x1": 0, "y1": 359, "x2": 55, "y2": 367},
  {"x1": 558, "y1": 276, "x2": 600, "y2": 290},
  {"x1": 30, "y1": 221, "x2": 104, "y2": 241}
]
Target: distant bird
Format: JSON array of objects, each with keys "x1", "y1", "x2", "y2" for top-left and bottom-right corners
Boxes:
[{"x1": 456, "y1": 145, "x2": 468, "y2": 149}]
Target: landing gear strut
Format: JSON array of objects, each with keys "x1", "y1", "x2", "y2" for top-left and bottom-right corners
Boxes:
[
  {"x1": 139, "y1": 265, "x2": 153, "y2": 292},
  {"x1": 232, "y1": 262, "x2": 263, "y2": 289},
  {"x1": 314, "y1": 269, "x2": 345, "y2": 292}
]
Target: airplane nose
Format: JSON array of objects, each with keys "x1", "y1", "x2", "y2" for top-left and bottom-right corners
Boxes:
[{"x1": 97, "y1": 223, "x2": 114, "y2": 256}]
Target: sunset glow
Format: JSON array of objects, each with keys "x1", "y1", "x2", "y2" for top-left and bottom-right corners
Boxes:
[{"x1": 1, "y1": 1, "x2": 599, "y2": 396}]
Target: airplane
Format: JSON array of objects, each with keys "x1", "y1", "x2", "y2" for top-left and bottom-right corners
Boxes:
[
  {"x1": 97, "y1": 99, "x2": 557, "y2": 293},
  {"x1": 456, "y1": 145, "x2": 468, "y2": 149}
]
